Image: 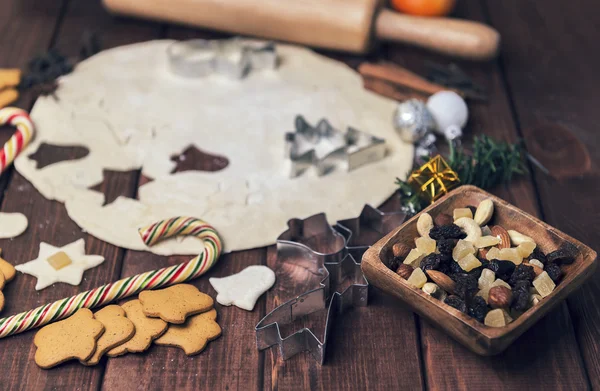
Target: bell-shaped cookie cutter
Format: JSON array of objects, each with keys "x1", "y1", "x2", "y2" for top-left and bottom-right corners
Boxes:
[{"x1": 255, "y1": 205, "x2": 406, "y2": 364}]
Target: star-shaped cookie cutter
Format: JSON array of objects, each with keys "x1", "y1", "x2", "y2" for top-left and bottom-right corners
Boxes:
[
  {"x1": 255, "y1": 205, "x2": 406, "y2": 364},
  {"x1": 285, "y1": 115, "x2": 387, "y2": 178},
  {"x1": 167, "y1": 38, "x2": 277, "y2": 79}
]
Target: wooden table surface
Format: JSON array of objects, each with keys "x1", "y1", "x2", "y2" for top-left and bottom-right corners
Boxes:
[{"x1": 1, "y1": 0, "x2": 599, "y2": 390}]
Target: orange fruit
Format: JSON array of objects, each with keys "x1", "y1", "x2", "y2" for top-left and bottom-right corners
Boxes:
[{"x1": 390, "y1": 0, "x2": 457, "y2": 17}]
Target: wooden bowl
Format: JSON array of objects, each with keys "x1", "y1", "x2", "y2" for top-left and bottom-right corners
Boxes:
[{"x1": 361, "y1": 185, "x2": 597, "y2": 355}]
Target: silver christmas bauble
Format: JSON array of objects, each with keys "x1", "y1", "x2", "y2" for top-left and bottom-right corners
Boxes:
[{"x1": 393, "y1": 99, "x2": 435, "y2": 143}]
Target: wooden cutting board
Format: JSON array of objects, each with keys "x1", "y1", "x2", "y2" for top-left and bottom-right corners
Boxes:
[{"x1": 102, "y1": 0, "x2": 500, "y2": 60}]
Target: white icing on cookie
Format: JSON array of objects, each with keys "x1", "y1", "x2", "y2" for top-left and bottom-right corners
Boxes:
[
  {"x1": 0, "y1": 212, "x2": 28, "y2": 239},
  {"x1": 15, "y1": 239, "x2": 104, "y2": 290},
  {"x1": 209, "y1": 265, "x2": 275, "y2": 311}
]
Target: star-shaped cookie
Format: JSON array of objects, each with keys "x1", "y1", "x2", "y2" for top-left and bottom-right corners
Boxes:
[
  {"x1": 15, "y1": 239, "x2": 105, "y2": 290},
  {"x1": 155, "y1": 309, "x2": 221, "y2": 356}
]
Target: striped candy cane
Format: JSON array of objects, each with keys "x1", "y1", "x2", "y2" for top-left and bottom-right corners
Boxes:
[
  {"x1": 0, "y1": 217, "x2": 222, "y2": 338},
  {"x1": 0, "y1": 107, "x2": 35, "y2": 175}
]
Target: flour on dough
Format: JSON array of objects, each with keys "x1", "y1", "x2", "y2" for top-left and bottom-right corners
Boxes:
[
  {"x1": 209, "y1": 265, "x2": 275, "y2": 311},
  {"x1": 15, "y1": 40, "x2": 413, "y2": 254},
  {"x1": 0, "y1": 212, "x2": 28, "y2": 239}
]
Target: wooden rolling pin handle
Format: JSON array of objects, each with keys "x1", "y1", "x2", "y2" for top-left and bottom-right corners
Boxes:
[{"x1": 375, "y1": 9, "x2": 500, "y2": 61}]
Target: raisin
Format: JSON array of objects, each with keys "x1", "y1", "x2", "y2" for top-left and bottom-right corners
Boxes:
[
  {"x1": 479, "y1": 258, "x2": 490, "y2": 269},
  {"x1": 528, "y1": 248, "x2": 548, "y2": 265},
  {"x1": 438, "y1": 238, "x2": 457, "y2": 254},
  {"x1": 452, "y1": 273, "x2": 478, "y2": 299},
  {"x1": 547, "y1": 246, "x2": 577, "y2": 265},
  {"x1": 420, "y1": 253, "x2": 441, "y2": 272},
  {"x1": 485, "y1": 259, "x2": 516, "y2": 281},
  {"x1": 466, "y1": 267, "x2": 483, "y2": 280},
  {"x1": 545, "y1": 262, "x2": 563, "y2": 282},
  {"x1": 509, "y1": 264, "x2": 536, "y2": 286},
  {"x1": 467, "y1": 296, "x2": 489, "y2": 323},
  {"x1": 449, "y1": 260, "x2": 464, "y2": 275},
  {"x1": 511, "y1": 280, "x2": 530, "y2": 311},
  {"x1": 445, "y1": 295, "x2": 467, "y2": 313},
  {"x1": 429, "y1": 224, "x2": 466, "y2": 241},
  {"x1": 438, "y1": 253, "x2": 453, "y2": 274}
]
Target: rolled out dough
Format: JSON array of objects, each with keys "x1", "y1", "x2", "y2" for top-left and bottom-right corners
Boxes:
[{"x1": 15, "y1": 40, "x2": 412, "y2": 254}]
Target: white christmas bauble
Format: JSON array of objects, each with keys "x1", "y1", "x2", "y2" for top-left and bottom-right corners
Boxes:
[{"x1": 426, "y1": 91, "x2": 468, "y2": 139}]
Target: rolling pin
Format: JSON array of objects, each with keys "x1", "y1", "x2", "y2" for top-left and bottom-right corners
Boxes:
[{"x1": 102, "y1": 0, "x2": 500, "y2": 61}]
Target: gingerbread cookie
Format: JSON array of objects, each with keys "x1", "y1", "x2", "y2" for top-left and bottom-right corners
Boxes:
[
  {"x1": 0, "y1": 269, "x2": 4, "y2": 291},
  {"x1": 139, "y1": 284, "x2": 214, "y2": 324},
  {"x1": 155, "y1": 309, "x2": 221, "y2": 356},
  {"x1": 33, "y1": 308, "x2": 104, "y2": 369},
  {"x1": 107, "y1": 300, "x2": 167, "y2": 357},
  {"x1": 0, "y1": 249, "x2": 16, "y2": 282},
  {"x1": 83, "y1": 305, "x2": 135, "y2": 366},
  {"x1": 0, "y1": 291, "x2": 4, "y2": 313}
]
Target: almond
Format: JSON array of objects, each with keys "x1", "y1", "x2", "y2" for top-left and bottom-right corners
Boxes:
[
  {"x1": 491, "y1": 225, "x2": 511, "y2": 249},
  {"x1": 434, "y1": 213, "x2": 453, "y2": 227},
  {"x1": 425, "y1": 270, "x2": 456, "y2": 295},
  {"x1": 479, "y1": 248, "x2": 489, "y2": 259},
  {"x1": 392, "y1": 243, "x2": 410, "y2": 258}
]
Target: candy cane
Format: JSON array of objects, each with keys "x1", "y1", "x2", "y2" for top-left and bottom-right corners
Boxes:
[
  {"x1": 0, "y1": 107, "x2": 35, "y2": 175},
  {"x1": 0, "y1": 217, "x2": 222, "y2": 338}
]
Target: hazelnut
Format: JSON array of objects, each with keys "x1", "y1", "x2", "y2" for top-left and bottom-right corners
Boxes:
[
  {"x1": 396, "y1": 264, "x2": 414, "y2": 280},
  {"x1": 392, "y1": 243, "x2": 410, "y2": 258},
  {"x1": 488, "y1": 286, "x2": 513, "y2": 309},
  {"x1": 434, "y1": 213, "x2": 453, "y2": 227}
]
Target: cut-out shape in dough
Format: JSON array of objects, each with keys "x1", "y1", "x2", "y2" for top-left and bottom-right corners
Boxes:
[
  {"x1": 209, "y1": 265, "x2": 276, "y2": 311},
  {"x1": 89, "y1": 169, "x2": 141, "y2": 206},
  {"x1": 28, "y1": 143, "x2": 89, "y2": 169},
  {"x1": 0, "y1": 212, "x2": 28, "y2": 239},
  {"x1": 15, "y1": 239, "x2": 105, "y2": 290},
  {"x1": 171, "y1": 145, "x2": 229, "y2": 173}
]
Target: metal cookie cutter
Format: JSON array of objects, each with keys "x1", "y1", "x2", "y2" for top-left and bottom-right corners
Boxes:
[
  {"x1": 285, "y1": 115, "x2": 387, "y2": 178},
  {"x1": 167, "y1": 38, "x2": 277, "y2": 79},
  {"x1": 255, "y1": 205, "x2": 407, "y2": 364}
]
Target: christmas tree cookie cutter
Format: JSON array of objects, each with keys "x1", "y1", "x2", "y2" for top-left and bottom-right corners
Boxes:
[
  {"x1": 167, "y1": 38, "x2": 277, "y2": 79},
  {"x1": 285, "y1": 115, "x2": 387, "y2": 178},
  {"x1": 255, "y1": 205, "x2": 406, "y2": 364}
]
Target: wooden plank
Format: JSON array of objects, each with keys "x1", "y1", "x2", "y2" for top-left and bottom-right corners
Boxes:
[
  {"x1": 0, "y1": 0, "x2": 162, "y2": 389},
  {"x1": 382, "y1": 0, "x2": 590, "y2": 389},
  {"x1": 484, "y1": 0, "x2": 600, "y2": 387}
]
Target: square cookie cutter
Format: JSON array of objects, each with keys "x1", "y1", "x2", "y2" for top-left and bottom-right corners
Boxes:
[
  {"x1": 285, "y1": 115, "x2": 387, "y2": 178},
  {"x1": 255, "y1": 205, "x2": 406, "y2": 364}
]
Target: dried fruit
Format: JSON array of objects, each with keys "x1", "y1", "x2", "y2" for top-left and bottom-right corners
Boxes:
[
  {"x1": 478, "y1": 268, "x2": 495, "y2": 290},
  {"x1": 437, "y1": 238, "x2": 457, "y2": 255},
  {"x1": 444, "y1": 295, "x2": 467, "y2": 314},
  {"x1": 545, "y1": 262, "x2": 563, "y2": 282},
  {"x1": 547, "y1": 247, "x2": 577, "y2": 265},
  {"x1": 420, "y1": 253, "x2": 442, "y2": 272},
  {"x1": 485, "y1": 259, "x2": 516, "y2": 281},
  {"x1": 403, "y1": 249, "x2": 425, "y2": 268},
  {"x1": 528, "y1": 248, "x2": 548, "y2": 265},
  {"x1": 454, "y1": 217, "x2": 482, "y2": 243},
  {"x1": 434, "y1": 213, "x2": 454, "y2": 227},
  {"x1": 407, "y1": 268, "x2": 428, "y2": 288},
  {"x1": 509, "y1": 264, "x2": 535, "y2": 286},
  {"x1": 415, "y1": 236, "x2": 437, "y2": 254},
  {"x1": 490, "y1": 226, "x2": 511, "y2": 249},
  {"x1": 396, "y1": 264, "x2": 414, "y2": 280},
  {"x1": 474, "y1": 199, "x2": 494, "y2": 226},
  {"x1": 485, "y1": 247, "x2": 501, "y2": 260},
  {"x1": 392, "y1": 243, "x2": 410, "y2": 258},
  {"x1": 457, "y1": 253, "x2": 482, "y2": 272},
  {"x1": 425, "y1": 270, "x2": 456, "y2": 294},
  {"x1": 452, "y1": 239, "x2": 476, "y2": 262},
  {"x1": 517, "y1": 241, "x2": 536, "y2": 258},
  {"x1": 507, "y1": 230, "x2": 534, "y2": 246},
  {"x1": 528, "y1": 259, "x2": 544, "y2": 269},
  {"x1": 522, "y1": 262, "x2": 543, "y2": 277},
  {"x1": 488, "y1": 286, "x2": 513, "y2": 309},
  {"x1": 453, "y1": 208, "x2": 473, "y2": 221},
  {"x1": 467, "y1": 296, "x2": 489, "y2": 322},
  {"x1": 511, "y1": 280, "x2": 530, "y2": 311},
  {"x1": 475, "y1": 235, "x2": 501, "y2": 249},
  {"x1": 429, "y1": 224, "x2": 466, "y2": 241},
  {"x1": 533, "y1": 271, "x2": 556, "y2": 298},
  {"x1": 453, "y1": 273, "x2": 478, "y2": 299},
  {"x1": 484, "y1": 308, "x2": 512, "y2": 327},
  {"x1": 422, "y1": 282, "x2": 446, "y2": 300},
  {"x1": 417, "y1": 213, "x2": 434, "y2": 237},
  {"x1": 498, "y1": 248, "x2": 522, "y2": 265}
]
